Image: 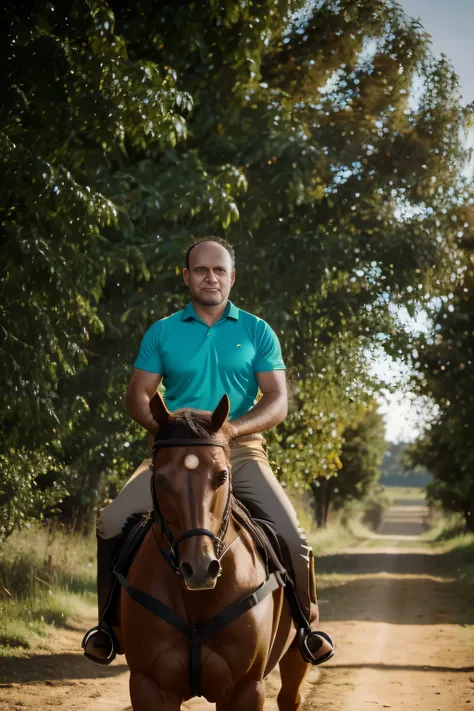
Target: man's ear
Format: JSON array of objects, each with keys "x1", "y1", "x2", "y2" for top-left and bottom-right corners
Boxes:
[
  {"x1": 150, "y1": 393, "x2": 170, "y2": 426},
  {"x1": 230, "y1": 268, "x2": 236, "y2": 287},
  {"x1": 211, "y1": 394, "x2": 230, "y2": 432},
  {"x1": 182, "y1": 267, "x2": 190, "y2": 287}
]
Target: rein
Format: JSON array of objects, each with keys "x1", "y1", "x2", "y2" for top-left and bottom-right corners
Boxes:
[{"x1": 150, "y1": 437, "x2": 232, "y2": 575}]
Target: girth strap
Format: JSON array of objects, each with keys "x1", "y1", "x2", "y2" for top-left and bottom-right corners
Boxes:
[{"x1": 115, "y1": 570, "x2": 284, "y2": 697}]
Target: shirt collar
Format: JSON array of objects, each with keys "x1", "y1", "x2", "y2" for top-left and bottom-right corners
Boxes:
[{"x1": 181, "y1": 301, "x2": 239, "y2": 322}]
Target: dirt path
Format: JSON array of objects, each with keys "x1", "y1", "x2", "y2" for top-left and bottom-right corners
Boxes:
[
  {"x1": 1, "y1": 498, "x2": 473, "y2": 710},
  {"x1": 313, "y1": 500, "x2": 474, "y2": 710}
]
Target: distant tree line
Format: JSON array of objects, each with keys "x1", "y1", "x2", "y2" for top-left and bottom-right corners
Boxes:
[{"x1": 381, "y1": 442, "x2": 431, "y2": 488}]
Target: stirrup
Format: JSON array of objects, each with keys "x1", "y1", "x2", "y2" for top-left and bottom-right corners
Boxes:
[
  {"x1": 300, "y1": 630, "x2": 335, "y2": 666},
  {"x1": 81, "y1": 624, "x2": 117, "y2": 666}
]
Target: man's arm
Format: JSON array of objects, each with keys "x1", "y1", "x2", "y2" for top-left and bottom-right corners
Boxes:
[
  {"x1": 125, "y1": 368, "x2": 163, "y2": 435},
  {"x1": 228, "y1": 370, "x2": 287, "y2": 438}
]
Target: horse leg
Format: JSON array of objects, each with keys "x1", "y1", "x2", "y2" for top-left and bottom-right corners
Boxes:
[
  {"x1": 277, "y1": 645, "x2": 309, "y2": 711},
  {"x1": 216, "y1": 678, "x2": 266, "y2": 711},
  {"x1": 129, "y1": 672, "x2": 180, "y2": 711}
]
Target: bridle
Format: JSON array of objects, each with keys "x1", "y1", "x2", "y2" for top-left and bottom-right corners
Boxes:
[{"x1": 150, "y1": 437, "x2": 233, "y2": 575}]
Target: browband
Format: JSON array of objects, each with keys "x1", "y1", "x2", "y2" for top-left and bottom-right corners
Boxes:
[{"x1": 153, "y1": 438, "x2": 227, "y2": 450}]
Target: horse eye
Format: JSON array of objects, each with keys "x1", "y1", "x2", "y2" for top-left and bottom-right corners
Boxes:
[
  {"x1": 215, "y1": 470, "x2": 228, "y2": 488},
  {"x1": 155, "y1": 474, "x2": 170, "y2": 491}
]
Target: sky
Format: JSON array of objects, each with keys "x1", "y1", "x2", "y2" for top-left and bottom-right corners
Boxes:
[
  {"x1": 375, "y1": 0, "x2": 473, "y2": 441},
  {"x1": 398, "y1": 0, "x2": 474, "y2": 105}
]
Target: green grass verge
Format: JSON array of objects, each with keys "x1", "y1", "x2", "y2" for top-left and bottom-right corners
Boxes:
[
  {"x1": 433, "y1": 522, "x2": 474, "y2": 588},
  {"x1": 309, "y1": 521, "x2": 360, "y2": 557},
  {"x1": 0, "y1": 524, "x2": 96, "y2": 653}
]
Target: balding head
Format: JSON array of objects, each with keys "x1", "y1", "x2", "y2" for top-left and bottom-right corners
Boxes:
[
  {"x1": 183, "y1": 238, "x2": 236, "y2": 308},
  {"x1": 185, "y1": 237, "x2": 235, "y2": 270}
]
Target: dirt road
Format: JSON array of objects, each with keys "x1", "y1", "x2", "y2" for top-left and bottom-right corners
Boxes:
[{"x1": 1, "y1": 498, "x2": 473, "y2": 710}]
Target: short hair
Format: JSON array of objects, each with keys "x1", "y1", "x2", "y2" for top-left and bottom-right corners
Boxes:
[{"x1": 185, "y1": 236, "x2": 235, "y2": 270}]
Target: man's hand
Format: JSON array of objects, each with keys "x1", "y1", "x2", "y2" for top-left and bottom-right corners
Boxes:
[{"x1": 227, "y1": 422, "x2": 239, "y2": 439}]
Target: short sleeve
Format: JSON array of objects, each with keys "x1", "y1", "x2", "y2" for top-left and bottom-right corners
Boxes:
[
  {"x1": 133, "y1": 322, "x2": 163, "y2": 374},
  {"x1": 254, "y1": 321, "x2": 286, "y2": 372}
]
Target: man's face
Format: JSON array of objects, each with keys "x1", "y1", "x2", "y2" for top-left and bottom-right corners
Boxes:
[{"x1": 183, "y1": 242, "x2": 235, "y2": 307}]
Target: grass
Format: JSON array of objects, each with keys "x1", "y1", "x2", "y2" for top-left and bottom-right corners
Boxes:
[
  {"x1": 0, "y1": 523, "x2": 96, "y2": 653},
  {"x1": 285, "y1": 489, "x2": 370, "y2": 556},
  {"x1": 429, "y1": 515, "x2": 474, "y2": 588},
  {"x1": 309, "y1": 520, "x2": 360, "y2": 557}
]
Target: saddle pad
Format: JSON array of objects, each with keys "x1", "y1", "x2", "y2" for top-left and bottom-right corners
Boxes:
[
  {"x1": 114, "y1": 514, "x2": 152, "y2": 578},
  {"x1": 230, "y1": 498, "x2": 288, "y2": 578}
]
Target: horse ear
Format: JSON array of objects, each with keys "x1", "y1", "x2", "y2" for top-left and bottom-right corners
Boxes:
[
  {"x1": 150, "y1": 392, "x2": 170, "y2": 426},
  {"x1": 211, "y1": 394, "x2": 230, "y2": 432}
]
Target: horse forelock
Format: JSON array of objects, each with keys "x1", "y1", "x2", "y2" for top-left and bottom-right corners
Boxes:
[{"x1": 159, "y1": 408, "x2": 232, "y2": 459}]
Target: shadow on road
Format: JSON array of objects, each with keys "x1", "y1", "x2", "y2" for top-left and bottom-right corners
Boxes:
[
  {"x1": 327, "y1": 663, "x2": 474, "y2": 673},
  {"x1": 318, "y1": 550, "x2": 454, "y2": 576},
  {"x1": 0, "y1": 653, "x2": 127, "y2": 684},
  {"x1": 319, "y1": 570, "x2": 474, "y2": 625},
  {"x1": 316, "y1": 530, "x2": 474, "y2": 626}
]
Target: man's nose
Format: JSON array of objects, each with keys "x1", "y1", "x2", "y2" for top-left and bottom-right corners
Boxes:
[{"x1": 206, "y1": 270, "x2": 219, "y2": 283}]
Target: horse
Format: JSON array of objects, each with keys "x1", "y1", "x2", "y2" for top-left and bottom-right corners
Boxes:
[{"x1": 114, "y1": 393, "x2": 313, "y2": 710}]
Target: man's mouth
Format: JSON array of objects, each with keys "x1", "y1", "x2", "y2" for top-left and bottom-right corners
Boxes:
[{"x1": 202, "y1": 288, "x2": 220, "y2": 292}]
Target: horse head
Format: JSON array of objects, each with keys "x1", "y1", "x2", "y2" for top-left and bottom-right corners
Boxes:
[{"x1": 149, "y1": 393, "x2": 232, "y2": 591}]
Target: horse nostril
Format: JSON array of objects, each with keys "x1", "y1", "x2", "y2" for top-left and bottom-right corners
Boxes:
[
  {"x1": 207, "y1": 559, "x2": 221, "y2": 579},
  {"x1": 180, "y1": 562, "x2": 194, "y2": 578}
]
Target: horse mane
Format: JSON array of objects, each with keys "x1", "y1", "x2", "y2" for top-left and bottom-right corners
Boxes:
[{"x1": 159, "y1": 408, "x2": 232, "y2": 458}]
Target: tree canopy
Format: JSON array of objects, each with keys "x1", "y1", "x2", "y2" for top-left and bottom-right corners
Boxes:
[
  {"x1": 1, "y1": 0, "x2": 472, "y2": 535},
  {"x1": 409, "y1": 264, "x2": 474, "y2": 530}
]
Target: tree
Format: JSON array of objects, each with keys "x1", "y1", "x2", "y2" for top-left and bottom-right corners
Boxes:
[
  {"x1": 310, "y1": 402, "x2": 386, "y2": 527},
  {"x1": 128, "y1": 0, "x2": 472, "y2": 489},
  {"x1": 410, "y1": 264, "x2": 474, "y2": 531},
  {"x1": 0, "y1": 0, "x2": 191, "y2": 528},
  {"x1": 1, "y1": 0, "x2": 472, "y2": 534}
]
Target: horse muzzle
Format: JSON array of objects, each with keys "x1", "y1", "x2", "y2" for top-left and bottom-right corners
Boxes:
[{"x1": 179, "y1": 556, "x2": 221, "y2": 590}]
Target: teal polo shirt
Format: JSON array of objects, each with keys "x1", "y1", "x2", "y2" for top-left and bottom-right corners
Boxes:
[{"x1": 133, "y1": 301, "x2": 285, "y2": 419}]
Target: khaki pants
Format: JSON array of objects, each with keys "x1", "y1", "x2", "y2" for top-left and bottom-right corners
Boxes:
[{"x1": 98, "y1": 440, "x2": 312, "y2": 616}]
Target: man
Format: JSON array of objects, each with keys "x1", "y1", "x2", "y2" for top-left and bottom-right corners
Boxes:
[{"x1": 82, "y1": 236, "x2": 334, "y2": 666}]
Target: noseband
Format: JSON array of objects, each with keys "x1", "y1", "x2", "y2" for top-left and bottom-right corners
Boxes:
[{"x1": 150, "y1": 438, "x2": 232, "y2": 574}]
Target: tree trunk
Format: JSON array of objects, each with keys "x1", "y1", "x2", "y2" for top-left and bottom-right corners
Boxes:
[
  {"x1": 324, "y1": 478, "x2": 333, "y2": 526},
  {"x1": 311, "y1": 478, "x2": 330, "y2": 528}
]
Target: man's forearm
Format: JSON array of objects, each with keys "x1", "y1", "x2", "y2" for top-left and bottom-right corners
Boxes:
[
  {"x1": 229, "y1": 392, "x2": 287, "y2": 438},
  {"x1": 126, "y1": 391, "x2": 160, "y2": 435}
]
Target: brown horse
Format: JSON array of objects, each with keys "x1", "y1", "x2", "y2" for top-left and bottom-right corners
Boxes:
[{"x1": 114, "y1": 394, "x2": 312, "y2": 711}]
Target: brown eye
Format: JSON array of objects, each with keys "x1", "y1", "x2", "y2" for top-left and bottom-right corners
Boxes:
[
  {"x1": 155, "y1": 474, "x2": 171, "y2": 491},
  {"x1": 215, "y1": 470, "x2": 228, "y2": 488}
]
